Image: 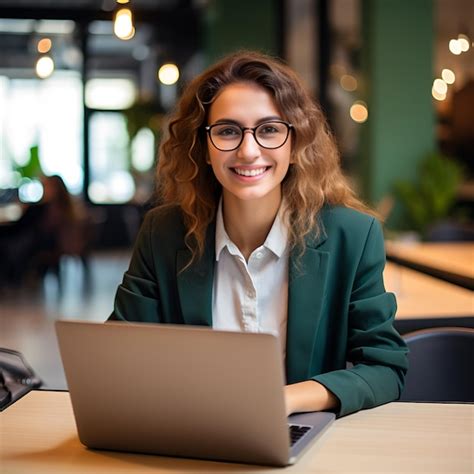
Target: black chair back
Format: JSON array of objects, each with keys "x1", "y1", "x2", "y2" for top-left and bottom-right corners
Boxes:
[{"x1": 400, "y1": 327, "x2": 474, "y2": 402}]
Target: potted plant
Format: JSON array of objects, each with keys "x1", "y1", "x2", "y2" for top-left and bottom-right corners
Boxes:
[{"x1": 393, "y1": 152, "x2": 464, "y2": 240}]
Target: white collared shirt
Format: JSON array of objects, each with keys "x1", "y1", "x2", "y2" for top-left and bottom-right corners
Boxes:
[{"x1": 212, "y1": 200, "x2": 289, "y2": 356}]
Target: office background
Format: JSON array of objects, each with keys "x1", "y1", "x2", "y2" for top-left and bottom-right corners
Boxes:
[
  {"x1": 0, "y1": 0, "x2": 473, "y2": 244},
  {"x1": 0, "y1": 0, "x2": 473, "y2": 390}
]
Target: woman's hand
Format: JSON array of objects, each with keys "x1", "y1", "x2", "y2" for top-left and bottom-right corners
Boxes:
[{"x1": 284, "y1": 380, "x2": 339, "y2": 416}]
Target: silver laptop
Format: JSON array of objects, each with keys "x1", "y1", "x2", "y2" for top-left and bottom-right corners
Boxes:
[{"x1": 55, "y1": 320, "x2": 335, "y2": 467}]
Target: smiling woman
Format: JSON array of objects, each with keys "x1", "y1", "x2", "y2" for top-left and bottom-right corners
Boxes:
[{"x1": 109, "y1": 51, "x2": 408, "y2": 419}]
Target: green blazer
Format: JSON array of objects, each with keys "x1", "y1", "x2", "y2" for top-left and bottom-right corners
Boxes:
[{"x1": 110, "y1": 204, "x2": 408, "y2": 417}]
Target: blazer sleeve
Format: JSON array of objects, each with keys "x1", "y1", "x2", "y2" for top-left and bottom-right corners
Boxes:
[
  {"x1": 312, "y1": 218, "x2": 409, "y2": 417},
  {"x1": 108, "y1": 212, "x2": 162, "y2": 323}
]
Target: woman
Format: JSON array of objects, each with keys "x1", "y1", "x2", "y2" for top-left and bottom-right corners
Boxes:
[{"x1": 110, "y1": 51, "x2": 408, "y2": 418}]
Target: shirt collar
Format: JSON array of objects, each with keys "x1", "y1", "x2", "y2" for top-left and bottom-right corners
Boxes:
[{"x1": 215, "y1": 198, "x2": 288, "y2": 261}]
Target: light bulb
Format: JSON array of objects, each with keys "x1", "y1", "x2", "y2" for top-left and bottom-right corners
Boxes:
[
  {"x1": 37, "y1": 38, "x2": 52, "y2": 53},
  {"x1": 449, "y1": 39, "x2": 462, "y2": 55},
  {"x1": 433, "y1": 78, "x2": 448, "y2": 95},
  {"x1": 114, "y1": 8, "x2": 134, "y2": 40},
  {"x1": 349, "y1": 101, "x2": 368, "y2": 123},
  {"x1": 432, "y1": 87, "x2": 446, "y2": 101},
  {"x1": 158, "y1": 63, "x2": 180, "y2": 85},
  {"x1": 36, "y1": 56, "x2": 54, "y2": 78},
  {"x1": 340, "y1": 74, "x2": 357, "y2": 92},
  {"x1": 441, "y1": 69, "x2": 455, "y2": 85}
]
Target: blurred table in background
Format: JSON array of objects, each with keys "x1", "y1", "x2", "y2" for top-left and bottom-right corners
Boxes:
[
  {"x1": 384, "y1": 262, "x2": 474, "y2": 334},
  {"x1": 385, "y1": 241, "x2": 474, "y2": 291}
]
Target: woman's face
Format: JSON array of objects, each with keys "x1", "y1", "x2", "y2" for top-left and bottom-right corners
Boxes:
[{"x1": 206, "y1": 82, "x2": 292, "y2": 210}]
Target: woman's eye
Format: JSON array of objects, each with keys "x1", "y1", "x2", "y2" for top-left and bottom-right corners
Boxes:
[
  {"x1": 215, "y1": 127, "x2": 240, "y2": 137},
  {"x1": 259, "y1": 125, "x2": 279, "y2": 135}
]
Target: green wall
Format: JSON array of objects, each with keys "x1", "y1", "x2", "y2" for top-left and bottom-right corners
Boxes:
[
  {"x1": 204, "y1": 0, "x2": 279, "y2": 64},
  {"x1": 360, "y1": 0, "x2": 435, "y2": 223}
]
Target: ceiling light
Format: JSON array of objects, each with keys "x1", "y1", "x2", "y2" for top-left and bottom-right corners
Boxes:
[
  {"x1": 433, "y1": 78, "x2": 448, "y2": 95},
  {"x1": 114, "y1": 7, "x2": 135, "y2": 40},
  {"x1": 36, "y1": 56, "x2": 55, "y2": 79},
  {"x1": 340, "y1": 74, "x2": 357, "y2": 92},
  {"x1": 37, "y1": 38, "x2": 52, "y2": 54},
  {"x1": 349, "y1": 101, "x2": 368, "y2": 123},
  {"x1": 441, "y1": 69, "x2": 455, "y2": 85},
  {"x1": 432, "y1": 87, "x2": 446, "y2": 101},
  {"x1": 158, "y1": 64, "x2": 180, "y2": 85},
  {"x1": 449, "y1": 39, "x2": 462, "y2": 55}
]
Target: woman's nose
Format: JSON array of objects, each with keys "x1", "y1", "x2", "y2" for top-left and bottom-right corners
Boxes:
[{"x1": 236, "y1": 131, "x2": 261, "y2": 160}]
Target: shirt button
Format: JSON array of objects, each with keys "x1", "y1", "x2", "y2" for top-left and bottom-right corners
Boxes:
[{"x1": 255, "y1": 251, "x2": 263, "y2": 259}]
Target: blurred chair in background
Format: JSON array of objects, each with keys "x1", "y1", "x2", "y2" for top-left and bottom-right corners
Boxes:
[
  {"x1": 427, "y1": 221, "x2": 474, "y2": 242},
  {"x1": 400, "y1": 327, "x2": 474, "y2": 403},
  {"x1": 0, "y1": 175, "x2": 94, "y2": 289}
]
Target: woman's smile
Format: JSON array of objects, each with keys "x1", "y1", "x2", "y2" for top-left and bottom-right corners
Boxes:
[{"x1": 230, "y1": 165, "x2": 271, "y2": 178}]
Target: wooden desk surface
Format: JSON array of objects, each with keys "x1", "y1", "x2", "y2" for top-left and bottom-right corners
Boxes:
[
  {"x1": 386, "y1": 241, "x2": 474, "y2": 280},
  {"x1": 384, "y1": 262, "x2": 474, "y2": 318},
  {"x1": 1, "y1": 391, "x2": 472, "y2": 473}
]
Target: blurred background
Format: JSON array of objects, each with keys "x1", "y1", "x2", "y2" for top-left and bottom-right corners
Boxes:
[{"x1": 0, "y1": 0, "x2": 473, "y2": 388}]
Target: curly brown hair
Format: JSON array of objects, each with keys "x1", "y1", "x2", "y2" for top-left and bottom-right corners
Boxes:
[{"x1": 157, "y1": 50, "x2": 371, "y2": 262}]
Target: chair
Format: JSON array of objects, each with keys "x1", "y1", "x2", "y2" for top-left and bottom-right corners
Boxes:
[
  {"x1": 36, "y1": 208, "x2": 98, "y2": 290},
  {"x1": 400, "y1": 327, "x2": 474, "y2": 403}
]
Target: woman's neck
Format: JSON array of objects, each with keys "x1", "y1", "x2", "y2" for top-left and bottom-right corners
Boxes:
[{"x1": 222, "y1": 194, "x2": 282, "y2": 261}]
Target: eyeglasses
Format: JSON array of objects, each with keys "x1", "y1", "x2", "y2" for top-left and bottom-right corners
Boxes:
[
  {"x1": 205, "y1": 120, "x2": 293, "y2": 152},
  {"x1": 0, "y1": 348, "x2": 42, "y2": 411}
]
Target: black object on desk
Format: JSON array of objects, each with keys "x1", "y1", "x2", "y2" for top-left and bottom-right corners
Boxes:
[{"x1": 0, "y1": 348, "x2": 42, "y2": 411}]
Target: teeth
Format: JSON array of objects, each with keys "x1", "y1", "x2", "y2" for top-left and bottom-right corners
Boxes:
[{"x1": 234, "y1": 167, "x2": 267, "y2": 177}]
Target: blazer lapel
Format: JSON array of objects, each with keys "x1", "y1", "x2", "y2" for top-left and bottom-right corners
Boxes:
[
  {"x1": 285, "y1": 233, "x2": 329, "y2": 383},
  {"x1": 176, "y1": 223, "x2": 216, "y2": 327}
]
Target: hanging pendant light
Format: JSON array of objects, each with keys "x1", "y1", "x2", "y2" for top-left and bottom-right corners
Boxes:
[{"x1": 114, "y1": 1, "x2": 135, "y2": 40}]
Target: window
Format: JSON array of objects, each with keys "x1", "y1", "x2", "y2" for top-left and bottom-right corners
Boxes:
[
  {"x1": 88, "y1": 111, "x2": 135, "y2": 204},
  {"x1": 0, "y1": 72, "x2": 83, "y2": 194}
]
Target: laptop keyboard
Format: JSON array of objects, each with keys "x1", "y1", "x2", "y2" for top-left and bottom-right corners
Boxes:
[{"x1": 289, "y1": 424, "x2": 312, "y2": 446}]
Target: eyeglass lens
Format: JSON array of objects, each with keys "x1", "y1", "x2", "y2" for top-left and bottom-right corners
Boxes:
[{"x1": 209, "y1": 121, "x2": 290, "y2": 150}]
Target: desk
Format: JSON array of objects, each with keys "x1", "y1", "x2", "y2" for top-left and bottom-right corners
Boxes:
[
  {"x1": 386, "y1": 241, "x2": 474, "y2": 290},
  {"x1": 384, "y1": 262, "x2": 474, "y2": 333},
  {"x1": 1, "y1": 391, "x2": 472, "y2": 473},
  {"x1": 384, "y1": 262, "x2": 474, "y2": 318}
]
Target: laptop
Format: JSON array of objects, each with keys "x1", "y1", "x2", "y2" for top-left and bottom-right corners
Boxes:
[{"x1": 55, "y1": 320, "x2": 335, "y2": 466}]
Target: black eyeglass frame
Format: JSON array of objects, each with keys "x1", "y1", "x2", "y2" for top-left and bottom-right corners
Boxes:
[{"x1": 205, "y1": 120, "x2": 294, "y2": 152}]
